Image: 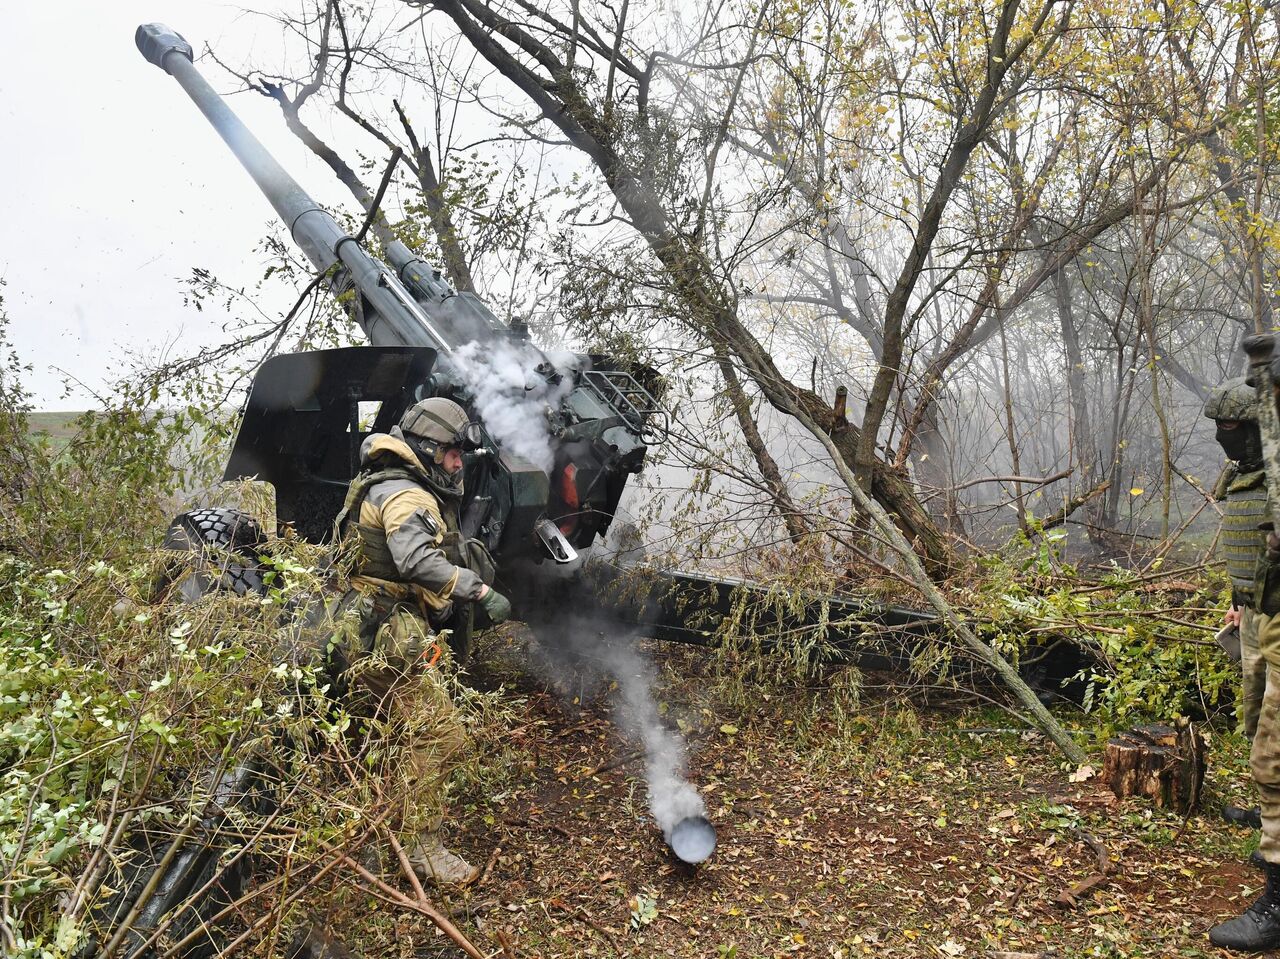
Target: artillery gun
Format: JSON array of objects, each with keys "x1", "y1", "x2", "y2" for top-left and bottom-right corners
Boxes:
[
  {"x1": 133, "y1": 25, "x2": 941, "y2": 666},
  {"x1": 77, "y1": 24, "x2": 676, "y2": 958},
  {"x1": 133, "y1": 25, "x2": 664, "y2": 636},
  {"x1": 89, "y1": 23, "x2": 1058, "y2": 958}
]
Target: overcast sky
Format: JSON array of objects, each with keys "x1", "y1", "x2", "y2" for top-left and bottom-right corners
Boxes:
[{"x1": 0, "y1": 2, "x2": 357, "y2": 408}]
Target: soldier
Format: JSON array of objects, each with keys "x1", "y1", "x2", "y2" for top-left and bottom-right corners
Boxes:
[
  {"x1": 1205, "y1": 378, "x2": 1280, "y2": 950},
  {"x1": 334, "y1": 396, "x2": 512, "y2": 886},
  {"x1": 1206, "y1": 379, "x2": 1270, "y2": 762}
]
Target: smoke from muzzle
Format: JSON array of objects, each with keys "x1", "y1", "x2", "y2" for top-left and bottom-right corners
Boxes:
[
  {"x1": 443, "y1": 338, "x2": 711, "y2": 859},
  {"x1": 444, "y1": 341, "x2": 574, "y2": 474}
]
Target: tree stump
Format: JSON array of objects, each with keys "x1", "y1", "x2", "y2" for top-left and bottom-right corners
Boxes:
[{"x1": 1101, "y1": 721, "x2": 1206, "y2": 813}]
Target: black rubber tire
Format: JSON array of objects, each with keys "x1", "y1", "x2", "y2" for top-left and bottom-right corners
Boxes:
[
  {"x1": 82, "y1": 763, "x2": 266, "y2": 959},
  {"x1": 161, "y1": 507, "x2": 269, "y2": 599},
  {"x1": 84, "y1": 829, "x2": 250, "y2": 959}
]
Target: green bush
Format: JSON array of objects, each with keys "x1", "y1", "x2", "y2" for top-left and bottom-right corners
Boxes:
[
  {"x1": 0, "y1": 311, "x2": 511, "y2": 955},
  {"x1": 971, "y1": 541, "x2": 1237, "y2": 729}
]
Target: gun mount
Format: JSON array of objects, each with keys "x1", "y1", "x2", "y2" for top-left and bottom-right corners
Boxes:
[{"x1": 136, "y1": 23, "x2": 663, "y2": 566}]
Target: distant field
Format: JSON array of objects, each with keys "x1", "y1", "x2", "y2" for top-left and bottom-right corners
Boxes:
[{"x1": 28, "y1": 412, "x2": 86, "y2": 448}]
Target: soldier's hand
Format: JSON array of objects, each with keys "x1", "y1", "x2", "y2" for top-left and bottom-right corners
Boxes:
[
  {"x1": 1269, "y1": 531, "x2": 1280, "y2": 564},
  {"x1": 1225, "y1": 606, "x2": 1243, "y2": 628},
  {"x1": 479, "y1": 586, "x2": 512, "y2": 625}
]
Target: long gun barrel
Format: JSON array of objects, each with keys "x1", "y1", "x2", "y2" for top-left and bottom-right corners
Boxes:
[
  {"x1": 135, "y1": 23, "x2": 499, "y2": 353},
  {"x1": 135, "y1": 22, "x2": 664, "y2": 567}
]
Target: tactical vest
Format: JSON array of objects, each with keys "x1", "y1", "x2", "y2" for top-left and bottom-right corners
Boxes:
[
  {"x1": 335, "y1": 464, "x2": 467, "y2": 583},
  {"x1": 1221, "y1": 469, "x2": 1269, "y2": 600}
]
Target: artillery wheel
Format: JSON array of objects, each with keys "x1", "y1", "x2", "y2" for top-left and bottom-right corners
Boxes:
[
  {"x1": 159, "y1": 507, "x2": 269, "y2": 600},
  {"x1": 84, "y1": 827, "x2": 252, "y2": 959}
]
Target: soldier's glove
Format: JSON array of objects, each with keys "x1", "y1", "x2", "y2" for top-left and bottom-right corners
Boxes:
[
  {"x1": 1268, "y1": 531, "x2": 1280, "y2": 565},
  {"x1": 479, "y1": 587, "x2": 512, "y2": 626}
]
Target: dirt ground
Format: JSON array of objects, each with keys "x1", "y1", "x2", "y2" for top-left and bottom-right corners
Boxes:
[{"x1": 337, "y1": 637, "x2": 1263, "y2": 959}]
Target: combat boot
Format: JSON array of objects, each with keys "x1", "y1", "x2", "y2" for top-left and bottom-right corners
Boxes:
[
  {"x1": 1223, "y1": 804, "x2": 1264, "y2": 830},
  {"x1": 409, "y1": 833, "x2": 480, "y2": 886},
  {"x1": 1209, "y1": 860, "x2": 1280, "y2": 951}
]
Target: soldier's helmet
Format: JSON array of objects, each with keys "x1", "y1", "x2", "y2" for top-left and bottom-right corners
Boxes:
[
  {"x1": 1202, "y1": 377, "x2": 1257, "y2": 423},
  {"x1": 399, "y1": 397, "x2": 482, "y2": 449}
]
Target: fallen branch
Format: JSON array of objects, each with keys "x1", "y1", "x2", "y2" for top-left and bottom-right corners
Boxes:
[
  {"x1": 384, "y1": 826, "x2": 432, "y2": 908},
  {"x1": 1036, "y1": 479, "x2": 1111, "y2": 533},
  {"x1": 156, "y1": 823, "x2": 379, "y2": 958},
  {"x1": 338, "y1": 852, "x2": 486, "y2": 959},
  {"x1": 579, "y1": 727, "x2": 711, "y2": 781},
  {"x1": 503, "y1": 816, "x2": 572, "y2": 840},
  {"x1": 788, "y1": 404, "x2": 1088, "y2": 763},
  {"x1": 1054, "y1": 828, "x2": 1111, "y2": 908},
  {"x1": 153, "y1": 811, "x2": 396, "y2": 959},
  {"x1": 496, "y1": 929, "x2": 521, "y2": 959},
  {"x1": 478, "y1": 843, "x2": 504, "y2": 885},
  {"x1": 1067, "y1": 562, "x2": 1210, "y2": 595},
  {"x1": 582, "y1": 749, "x2": 646, "y2": 779}
]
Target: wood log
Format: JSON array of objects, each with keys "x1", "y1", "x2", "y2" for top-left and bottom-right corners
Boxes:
[{"x1": 1101, "y1": 721, "x2": 1206, "y2": 812}]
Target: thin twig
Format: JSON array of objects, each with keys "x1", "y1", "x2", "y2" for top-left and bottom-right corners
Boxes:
[
  {"x1": 496, "y1": 928, "x2": 520, "y2": 958},
  {"x1": 550, "y1": 897, "x2": 621, "y2": 954},
  {"x1": 2, "y1": 719, "x2": 62, "y2": 947},
  {"x1": 154, "y1": 805, "x2": 397, "y2": 959},
  {"x1": 337, "y1": 852, "x2": 487, "y2": 959},
  {"x1": 1054, "y1": 828, "x2": 1110, "y2": 908},
  {"x1": 504, "y1": 817, "x2": 572, "y2": 840},
  {"x1": 353, "y1": 148, "x2": 403, "y2": 244},
  {"x1": 65, "y1": 737, "x2": 167, "y2": 926}
]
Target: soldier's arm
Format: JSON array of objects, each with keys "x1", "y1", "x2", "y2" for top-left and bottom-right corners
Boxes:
[{"x1": 378, "y1": 488, "x2": 486, "y2": 601}]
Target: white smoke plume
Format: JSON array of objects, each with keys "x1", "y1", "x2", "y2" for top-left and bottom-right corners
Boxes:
[
  {"x1": 527, "y1": 622, "x2": 705, "y2": 839},
  {"x1": 601, "y1": 640, "x2": 706, "y2": 837},
  {"x1": 444, "y1": 340, "x2": 575, "y2": 474}
]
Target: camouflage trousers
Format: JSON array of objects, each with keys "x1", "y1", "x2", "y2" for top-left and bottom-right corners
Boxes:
[
  {"x1": 1242, "y1": 607, "x2": 1269, "y2": 741},
  {"x1": 1250, "y1": 610, "x2": 1280, "y2": 861},
  {"x1": 336, "y1": 596, "x2": 468, "y2": 837}
]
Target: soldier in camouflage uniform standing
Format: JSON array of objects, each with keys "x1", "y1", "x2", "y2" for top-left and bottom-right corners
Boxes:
[
  {"x1": 1206, "y1": 378, "x2": 1280, "y2": 950},
  {"x1": 1206, "y1": 379, "x2": 1271, "y2": 758},
  {"x1": 334, "y1": 397, "x2": 512, "y2": 886}
]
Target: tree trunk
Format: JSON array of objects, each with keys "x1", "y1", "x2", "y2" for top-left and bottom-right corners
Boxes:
[
  {"x1": 392, "y1": 100, "x2": 478, "y2": 294},
  {"x1": 716, "y1": 354, "x2": 809, "y2": 543},
  {"x1": 1101, "y1": 722, "x2": 1206, "y2": 813},
  {"x1": 997, "y1": 312, "x2": 1027, "y2": 533},
  {"x1": 428, "y1": 0, "x2": 957, "y2": 572},
  {"x1": 1054, "y1": 262, "x2": 1109, "y2": 539}
]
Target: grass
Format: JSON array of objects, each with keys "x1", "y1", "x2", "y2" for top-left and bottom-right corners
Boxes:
[{"x1": 27, "y1": 411, "x2": 85, "y2": 449}]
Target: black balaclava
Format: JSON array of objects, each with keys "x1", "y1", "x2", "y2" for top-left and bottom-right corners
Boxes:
[
  {"x1": 404, "y1": 434, "x2": 464, "y2": 496},
  {"x1": 1217, "y1": 421, "x2": 1264, "y2": 470}
]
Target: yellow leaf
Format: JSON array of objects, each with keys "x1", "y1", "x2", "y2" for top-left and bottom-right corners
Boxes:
[{"x1": 1129, "y1": 487, "x2": 1145, "y2": 496}]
